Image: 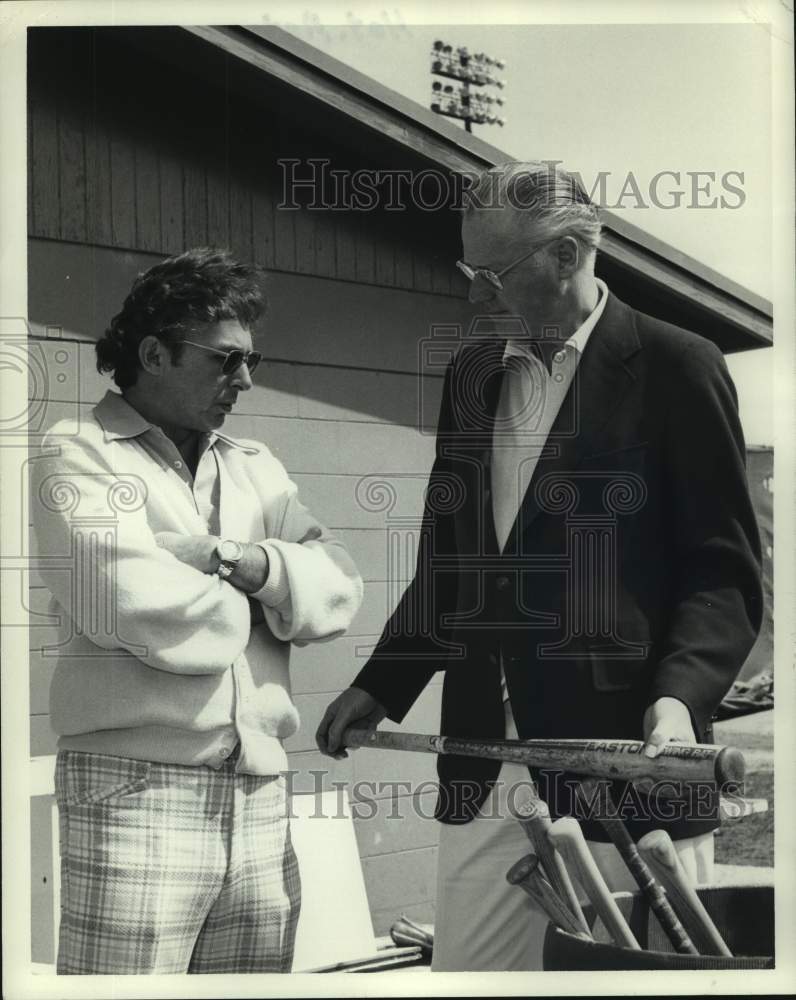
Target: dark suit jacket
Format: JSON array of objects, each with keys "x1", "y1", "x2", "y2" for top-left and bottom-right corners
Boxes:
[{"x1": 354, "y1": 291, "x2": 762, "y2": 840}]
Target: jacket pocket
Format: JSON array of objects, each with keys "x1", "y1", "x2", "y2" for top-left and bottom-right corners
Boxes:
[{"x1": 56, "y1": 752, "x2": 151, "y2": 806}]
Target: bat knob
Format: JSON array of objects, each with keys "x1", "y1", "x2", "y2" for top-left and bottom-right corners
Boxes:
[
  {"x1": 506, "y1": 853, "x2": 541, "y2": 885},
  {"x1": 510, "y1": 787, "x2": 547, "y2": 820},
  {"x1": 715, "y1": 746, "x2": 745, "y2": 787}
]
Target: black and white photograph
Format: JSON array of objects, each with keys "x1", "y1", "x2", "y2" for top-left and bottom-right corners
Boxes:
[{"x1": 1, "y1": 1, "x2": 793, "y2": 996}]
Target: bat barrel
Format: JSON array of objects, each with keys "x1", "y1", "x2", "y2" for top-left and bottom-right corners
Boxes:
[
  {"x1": 342, "y1": 729, "x2": 744, "y2": 788},
  {"x1": 637, "y1": 830, "x2": 733, "y2": 957}
]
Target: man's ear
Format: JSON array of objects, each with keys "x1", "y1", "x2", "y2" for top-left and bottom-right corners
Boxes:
[
  {"x1": 138, "y1": 335, "x2": 167, "y2": 376},
  {"x1": 557, "y1": 236, "x2": 580, "y2": 278}
]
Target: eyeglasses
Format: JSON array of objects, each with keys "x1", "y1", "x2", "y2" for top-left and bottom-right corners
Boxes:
[
  {"x1": 456, "y1": 239, "x2": 557, "y2": 291},
  {"x1": 180, "y1": 340, "x2": 262, "y2": 376}
]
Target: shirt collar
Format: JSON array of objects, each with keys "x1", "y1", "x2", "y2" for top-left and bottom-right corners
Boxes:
[
  {"x1": 94, "y1": 390, "x2": 154, "y2": 441},
  {"x1": 94, "y1": 390, "x2": 247, "y2": 450},
  {"x1": 503, "y1": 278, "x2": 609, "y2": 364},
  {"x1": 211, "y1": 430, "x2": 249, "y2": 451}
]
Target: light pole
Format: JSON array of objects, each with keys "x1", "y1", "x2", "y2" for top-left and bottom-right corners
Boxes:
[{"x1": 430, "y1": 40, "x2": 507, "y2": 133}]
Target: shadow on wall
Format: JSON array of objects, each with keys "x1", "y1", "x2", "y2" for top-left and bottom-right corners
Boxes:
[{"x1": 27, "y1": 240, "x2": 468, "y2": 430}]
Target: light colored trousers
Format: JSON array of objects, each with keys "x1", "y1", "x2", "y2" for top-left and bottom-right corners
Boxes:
[
  {"x1": 432, "y1": 704, "x2": 714, "y2": 972},
  {"x1": 55, "y1": 748, "x2": 300, "y2": 974}
]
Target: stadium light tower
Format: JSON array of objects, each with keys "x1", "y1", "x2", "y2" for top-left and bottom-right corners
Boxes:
[{"x1": 429, "y1": 40, "x2": 507, "y2": 133}]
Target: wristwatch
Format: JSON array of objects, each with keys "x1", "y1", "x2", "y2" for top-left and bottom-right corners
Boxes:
[{"x1": 215, "y1": 538, "x2": 244, "y2": 580}]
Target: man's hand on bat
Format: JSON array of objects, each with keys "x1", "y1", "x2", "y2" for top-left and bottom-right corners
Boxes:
[
  {"x1": 643, "y1": 697, "x2": 697, "y2": 758},
  {"x1": 316, "y1": 687, "x2": 388, "y2": 760}
]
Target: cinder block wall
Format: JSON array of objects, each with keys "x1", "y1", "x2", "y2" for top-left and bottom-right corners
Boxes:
[{"x1": 27, "y1": 26, "x2": 478, "y2": 956}]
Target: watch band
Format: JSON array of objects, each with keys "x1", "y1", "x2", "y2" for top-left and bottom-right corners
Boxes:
[
  {"x1": 216, "y1": 560, "x2": 235, "y2": 580},
  {"x1": 215, "y1": 538, "x2": 243, "y2": 579}
]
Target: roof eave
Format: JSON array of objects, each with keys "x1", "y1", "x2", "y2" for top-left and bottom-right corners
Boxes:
[{"x1": 179, "y1": 24, "x2": 772, "y2": 349}]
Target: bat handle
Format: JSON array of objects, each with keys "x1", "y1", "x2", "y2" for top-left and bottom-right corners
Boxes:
[
  {"x1": 539, "y1": 837, "x2": 591, "y2": 937},
  {"x1": 578, "y1": 780, "x2": 698, "y2": 956},
  {"x1": 637, "y1": 830, "x2": 732, "y2": 957}
]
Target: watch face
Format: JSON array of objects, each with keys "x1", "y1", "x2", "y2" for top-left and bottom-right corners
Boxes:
[{"x1": 218, "y1": 539, "x2": 243, "y2": 562}]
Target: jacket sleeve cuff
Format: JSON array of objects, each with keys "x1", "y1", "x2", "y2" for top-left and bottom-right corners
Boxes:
[
  {"x1": 646, "y1": 680, "x2": 712, "y2": 743},
  {"x1": 251, "y1": 543, "x2": 290, "y2": 607},
  {"x1": 353, "y1": 665, "x2": 421, "y2": 725}
]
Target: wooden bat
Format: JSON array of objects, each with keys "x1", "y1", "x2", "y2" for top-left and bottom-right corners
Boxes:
[
  {"x1": 506, "y1": 853, "x2": 592, "y2": 939},
  {"x1": 511, "y1": 786, "x2": 590, "y2": 935},
  {"x1": 341, "y1": 728, "x2": 744, "y2": 791},
  {"x1": 577, "y1": 778, "x2": 698, "y2": 955},
  {"x1": 637, "y1": 830, "x2": 732, "y2": 957},
  {"x1": 548, "y1": 817, "x2": 641, "y2": 950}
]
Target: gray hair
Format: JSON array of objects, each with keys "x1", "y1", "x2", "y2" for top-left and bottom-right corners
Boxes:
[{"x1": 463, "y1": 161, "x2": 602, "y2": 254}]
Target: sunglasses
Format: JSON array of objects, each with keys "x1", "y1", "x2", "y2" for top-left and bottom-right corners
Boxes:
[
  {"x1": 456, "y1": 238, "x2": 557, "y2": 291},
  {"x1": 181, "y1": 340, "x2": 262, "y2": 376}
]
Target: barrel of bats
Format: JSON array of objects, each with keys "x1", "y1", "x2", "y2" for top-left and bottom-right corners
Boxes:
[
  {"x1": 544, "y1": 883, "x2": 773, "y2": 970},
  {"x1": 340, "y1": 729, "x2": 745, "y2": 790}
]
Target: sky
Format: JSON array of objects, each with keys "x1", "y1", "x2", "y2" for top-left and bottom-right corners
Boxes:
[
  {"x1": 282, "y1": 19, "x2": 775, "y2": 444},
  {"x1": 0, "y1": 3, "x2": 784, "y2": 447}
]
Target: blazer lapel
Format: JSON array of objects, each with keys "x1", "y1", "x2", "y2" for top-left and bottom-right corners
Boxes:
[
  {"x1": 510, "y1": 293, "x2": 642, "y2": 543},
  {"x1": 449, "y1": 334, "x2": 506, "y2": 553},
  {"x1": 450, "y1": 334, "x2": 506, "y2": 436}
]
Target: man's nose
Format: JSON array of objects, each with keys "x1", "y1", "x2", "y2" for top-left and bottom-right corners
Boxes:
[{"x1": 231, "y1": 364, "x2": 254, "y2": 391}]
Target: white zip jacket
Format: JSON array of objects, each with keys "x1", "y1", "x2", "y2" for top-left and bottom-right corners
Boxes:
[{"x1": 31, "y1": 390, "x2": 364, "y2": 774}]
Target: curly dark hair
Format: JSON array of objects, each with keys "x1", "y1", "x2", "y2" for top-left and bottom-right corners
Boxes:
[{"x1": 96, "y1": 248, "x2": 266, "y2": 389}]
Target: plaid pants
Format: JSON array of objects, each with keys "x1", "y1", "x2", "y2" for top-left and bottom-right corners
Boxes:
[{"x1": 54, "y1": 748, "x2": 301, "y2": 974}]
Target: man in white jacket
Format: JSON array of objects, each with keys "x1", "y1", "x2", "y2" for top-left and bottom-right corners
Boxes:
[{"x1": 31, "y1": 247, "x2": 363, "y2": 974}]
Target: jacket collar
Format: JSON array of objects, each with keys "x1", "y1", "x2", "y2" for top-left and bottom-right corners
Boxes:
[
  {"x1": 94, "y1": 391, "x2": 154, "y2": 441},
  {"x1": 452, "y1": 289, "x2": 643, "y2": 549},
  {"x1": 453, "y1": 287, "x2": 640, "y2": 432},
  {"x1": 93, "y1": 390, "x2": 248, "y2": 451},
  {"x1": 502, "y1": 277, "x2": 610, "y2": 365}
]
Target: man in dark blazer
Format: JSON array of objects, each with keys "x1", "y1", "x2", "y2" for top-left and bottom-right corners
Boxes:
[{"x1": 317, "y1": 162, "x2": 762, "y2": 970}]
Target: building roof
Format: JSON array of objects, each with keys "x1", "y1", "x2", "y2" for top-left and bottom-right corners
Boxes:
[{"x1": 182, "y1": 24, "x2": 771, "y2": 353}]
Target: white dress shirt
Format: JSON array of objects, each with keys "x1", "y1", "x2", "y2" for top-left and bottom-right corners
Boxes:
[{"x1": 491, "y1": 278, "x2": 608, "y2": 704}]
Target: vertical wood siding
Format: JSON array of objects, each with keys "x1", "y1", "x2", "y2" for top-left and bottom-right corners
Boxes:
[{"x1": 27, "y1": 28, "x2": 469, "y2": 300}]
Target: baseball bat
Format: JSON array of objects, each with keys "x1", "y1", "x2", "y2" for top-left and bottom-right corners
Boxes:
[
  {"x1": 511, "y1": 786, "x2": 590, "y2": 935},
  {"x1": 506, "y1": 854, "x2": 592, "y2": 939},
  {"x1": 389, "y1": 915, "x2": 434, "y2": 955},
  {"x1": 548, "y1": 817, "x2": 641, "y2": 950},
  {"x1": 637, "y1": 830, "x2": 732, "y2": 957},
  {"x1": 341, "y1": 728, "x2": 744, "y2": 791},
  {"x1": 576, "y1": 778, "x2": 698, "y2": 955}
]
